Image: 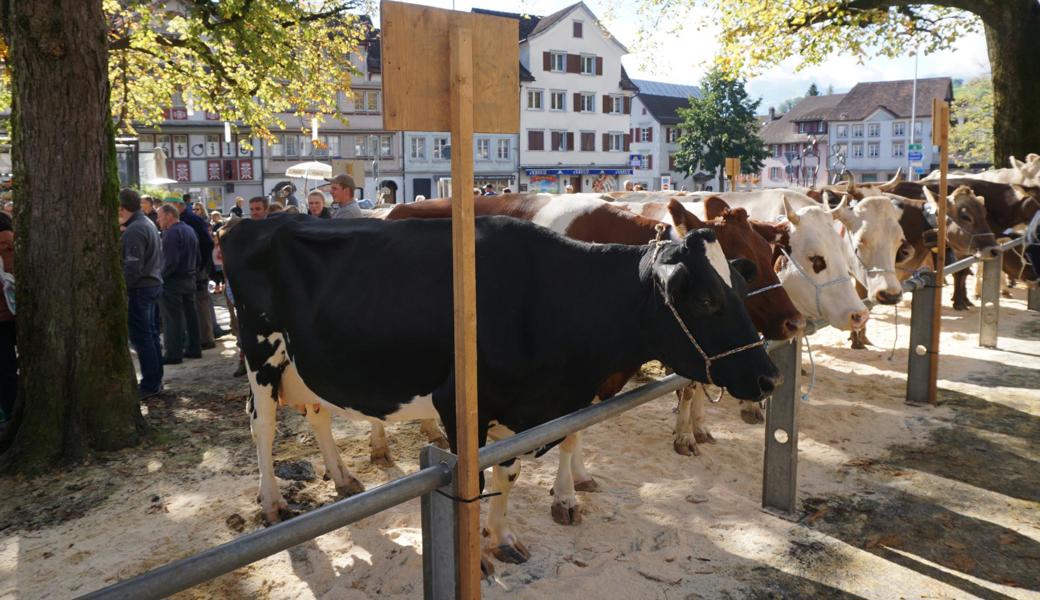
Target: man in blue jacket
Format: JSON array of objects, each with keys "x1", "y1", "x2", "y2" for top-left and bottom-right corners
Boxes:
[
  {"x1": 119, "y1": 189, "x2": 164, "y2": 397},
  {"x1": 157, "y1": 204, "x2": 201, "y2": 364},
  {"x1": 178, "y1": 193, "x2": 222, "y2": 347}
]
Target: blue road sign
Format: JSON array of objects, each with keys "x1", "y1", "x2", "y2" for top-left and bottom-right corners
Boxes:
[
  {"x1": 908, "y1": 151, "x2": 924, "y2": 161},
  {"x1": 914, "y1": 167, "x2": 926, "y2": 175}
]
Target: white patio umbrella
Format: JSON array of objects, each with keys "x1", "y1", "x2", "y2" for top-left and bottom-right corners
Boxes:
[
  {"x1": 285, "y1": 161, "x2": 333, "y2": 193},
  {"x1": 145, "y1": 147, "x2": 177, "y2": 187}
]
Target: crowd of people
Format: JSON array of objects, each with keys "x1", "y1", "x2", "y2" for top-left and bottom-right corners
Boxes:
[{"x1": 117, "y1": 174, "x2": 365, "y2": 400}]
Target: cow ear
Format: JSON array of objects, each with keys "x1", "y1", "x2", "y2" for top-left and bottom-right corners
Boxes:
[
  {"x1": 656, "y1": 262, "x2": 689, "y2": 297},
  {"x1": 1010, "y1": 155, "x2": 1025, "y2": 170},
  {"x1": 730, "y1": 258, "x2": 757, "y2": 284},
  {"x1": 750, "y1": 220, "x2": 788, "y2": 247},
  {"x1": 703, "y1": 196, "x2": 730, "y2": 220},
  {"x1": 666, "y1": 198, "x2": 702, "y2": 234}
]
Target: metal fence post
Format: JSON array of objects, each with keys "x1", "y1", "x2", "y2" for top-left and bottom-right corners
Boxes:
[
  {"x1": 979, "y1": 254, "x2": 1002, "y2": 348},
  {"x1": 906, "y1": 270, "x2": 938, "y2": 405},
  {"x1": 421, "y1": 445, "x2": 459, "y2": 600},
  {"x1": 762, "y1": 337, "x2": 801, "y2": 516},
  {"x1": 1028, "y1": 287, "x2": 1040, "y2": 312}
]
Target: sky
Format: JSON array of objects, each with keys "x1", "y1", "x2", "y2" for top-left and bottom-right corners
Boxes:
[{"x1": 374, "y1": 0, "x2": 992, "y2": 110}]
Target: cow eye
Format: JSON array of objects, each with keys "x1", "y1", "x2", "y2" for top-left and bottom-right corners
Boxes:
[{"x1": 810, "y1": 255, "x2": 827, "y2": 273}]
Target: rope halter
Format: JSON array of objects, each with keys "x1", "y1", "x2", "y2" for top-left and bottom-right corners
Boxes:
[
  {"x1": 649, "y1": 224, "x2": 765, "y2": 403},
  {"x1": 777, "y1": 247, "x2": 852, "y2": 319}
]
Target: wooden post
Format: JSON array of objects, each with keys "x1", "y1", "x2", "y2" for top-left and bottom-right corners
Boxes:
[
  {"x1": 449, "y1": 25, "x2": 481, "y2": 599},
  {"x1": 927, "y1": 99, "x2": 950, "y2": 405}
]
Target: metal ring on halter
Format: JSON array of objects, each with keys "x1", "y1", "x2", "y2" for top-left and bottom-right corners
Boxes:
[
  {"x1": 777, "y1": 247, "x2": 852, "y2": 318},
  {"x1": 648, "y1": 233, "x2": 766, "y2": 403}
]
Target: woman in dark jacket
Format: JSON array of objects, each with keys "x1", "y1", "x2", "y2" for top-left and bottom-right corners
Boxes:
[{"x1": 307, "y1": 190, "x2": 332, "y2": 219}]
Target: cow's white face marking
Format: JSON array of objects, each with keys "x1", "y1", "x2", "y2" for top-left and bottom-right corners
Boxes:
[{"x1": 703, "y1": 239, "x2": 732, "y2": 287}]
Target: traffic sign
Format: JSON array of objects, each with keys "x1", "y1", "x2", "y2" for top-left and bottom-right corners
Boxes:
[
  {"x1": 914, "y1": 167, "x2": 926, "y2": 175},
  {"x1": 910, "y1": 161, "x2": 924, "y2": 168},
  {"x1": 908, "y1": 150, "x2": 923, "y2": 161},
  {"x1": 908, "y1": 143, "x2": 923, "y2": 151}
]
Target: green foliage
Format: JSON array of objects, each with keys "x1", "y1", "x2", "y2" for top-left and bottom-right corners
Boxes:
[
  {"x1": 807, "y1": 82, "x2": 820, "y2": 96},
  {"x1": 674, "y1": 68, "x2": 769, "y2": 184},
  {"x1": 98, "y1": 1, "x2": 365, "y2": 141},
  {"x1": 950, "y1": 76, "x2": 993, "y2": 167},
  {"x1": 777, "y1": 96, "x2": 802, "y2": 114}
]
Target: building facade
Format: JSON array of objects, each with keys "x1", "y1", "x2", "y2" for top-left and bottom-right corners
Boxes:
[
  {"x1": 485, "y1": 3, "x2": 636, "y2": 194},
  {"x1": 628, "y1": 79, "x2": 702, "y2": 191},
  {"x1": 826, "y1": 77, "x2": 953, "y2": 183},
  {"x1": 402, "y1": 133, "x2": 519, "y2": 201},
  {"x1": 758, "y1": 94, "x2": 845, "y2": 189}
]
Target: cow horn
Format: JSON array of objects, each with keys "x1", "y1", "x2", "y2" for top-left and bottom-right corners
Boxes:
[
  {"x1": 828, "y1": 194, "x2": 849, "y2": 218},
  {"x1": 1010, "y1": 155, "x2": 1025, "y2": 170},
  {"x1": 878, "y1": 168, "x2": 903, "y2": 192},
  {"x1": 782, "y1": 195, "x2": 800, "y2": 225},
  {"x1": 842, "y1": 171, "x2": 857, "y2": 193},
  {"x1": 922, "y1": 185, "x2": 938, "y2": 207},
  {"x1": 1010, "y1": 183, "x2": 1030, "y2": 200}
]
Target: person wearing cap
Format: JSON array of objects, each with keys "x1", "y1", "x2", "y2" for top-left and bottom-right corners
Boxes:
[
  {"x1": 324, "y1": 174, "x2": 363, "y2": 219},
  {"x1": 482, "y1": 184, "x2": 496, "y2": 196}
]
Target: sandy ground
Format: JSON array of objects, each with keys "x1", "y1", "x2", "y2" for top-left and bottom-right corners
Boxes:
[{"x1": 0, "y1": 279, "x2": 1038, "y2": 600}]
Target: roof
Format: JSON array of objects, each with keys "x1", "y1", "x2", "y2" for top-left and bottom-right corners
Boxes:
[
  {"x1": 759, "y1": 94, "x2": 845, "y2": 144},
  {"x1": 631, "y1": 79, "x2": 700, "y2": 99},
  {"x1": 363, "y1": 24, "x2": 530, "y2": 81},
  {"x1": 638, "y1": 95, "x2": 695, "y2": 126},
  {"x1": 619, "y1": 66, "x2": 638, "y2": 92},
  {"x1": 829, "y1": 77, "x2": 953, "y2": 121},
  {"x1": 475, "y1": 2, "x2": 628, "y2": 52}
]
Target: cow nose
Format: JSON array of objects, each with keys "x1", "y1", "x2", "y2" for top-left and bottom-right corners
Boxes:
[
  {"x1": 759, "y1": 373, "x2": 781, "y2": 396},
  {"x1": 874, "y1": 289, "x2": 903, "y2": 305},
  {"x1": 849, "y1": 309, "x2": 870, "y2": 330},
  {"x1": 782, "y1": 317, "x2": 805, "y2": 337}
]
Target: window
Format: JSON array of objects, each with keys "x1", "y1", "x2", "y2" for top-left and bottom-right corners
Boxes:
[
  {"x1": 580, "y1": 93, "x2": 595, "y2": 112},
  {"x1": 270, "y1": 135, "x2": 284, "y2": 158},
  {"x1": 773, "y1": 144, "x2": 782, "y2": 158},
  {"x1": 867, "y1": 142, "x2": 880, "y2": 158},
  {"x1": 836, "y1": 125, "x2": 848, "y2": 138},
  {"x1": 312, "y1": 135, "x2": 338, "y2": 157},
  {"x1": 851, "y1": 143, "x2": 864, "y2": 158},
  {"x1": 353, "y1": 135, "x2": 370, "y2": 157},
  {"x1": 892, "y1": 121, "x2": 906, "y2": 137},
  {"x1": 284, "y1": 134, "x2": 299, "y2": 157},
  {"x1": 867, "y1": 123, "x2": 881, "y2": 137},
  {"x1": 550, "y1": 91, "x2": 566, "y2": 111},
  {"x1": 528, "y1": 130, "x2": 544, "y2": 151},
  {"x1": 367, "y1": 91, "x2": 380, "y2": 113},
  {"x1": 770, "y1": 167, "x2": 783, "y2": 179},
  {"x1": 433, "y1": 137, "x2": 449, "y2": 159},
  {"x1": 496, "y1": 139, "x2": 510, "y2": 160},
  {"x1": 573, "y1": 21, "x2": 583, "y2": 37},
  {"x1": 666, "y1": 128, "x2": 680, "y2": 143},
  {"x1": 581, "y1": 55, "x2": 595, "y2": 75},
  {"x1": 668, "y1": 153, "x2": 676, "y2": 171},
  {"x1": 913, "y1": 121, "x2": 923, "y2": 137},
  {"x1": 640, "y1": 127, "x2": 652, "y2": 142},
  {"x1": 608, "y1": 132, "x2": 624, "y2": 151},
  {"x1": 892, "y1": 141, "x2": 905, "y2": 157},
  {"x1": 410, "y1": 137, "x2": 426, "y2": 160},
  {"x1": 550, "y1": 52, "x2": 565, "y2": 72},
  {"x1": 550, "y1": 130, "x2": 569, "y2": 151},
  {"x1": 580, "y1": 131, "x2": 595, "y2": 151},
  {"x1": 527, "y1": 89, "x2": 543, "y2": 110},
  {"x1": 477, "y1": 138, "x2": 490, "y2": 160},
  {"x1": 851, "y1": 124, "x2": 864, "y2": 138},
  {"x1": 612, "y1": 95, "x2": 624, "y2": 114},
  {"x1": 379, "y1": 135, "x2": 393, "y2": 158}
]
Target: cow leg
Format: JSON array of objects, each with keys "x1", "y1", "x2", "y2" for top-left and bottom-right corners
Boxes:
[
  {"x1": 569, "y1": 432, "x2": 598, "y2": 492},
  {"x1": 485, "y1": 458, "x2": 530, "y2": 564},
  {"x1": 419, "y1": 418, "x2": 450, "y2": 449},
  {"x1": 550, "y1": 434, "x2": 583, "y2": 525},
  {"x1": 739, "y1": 399, "x2": 765, "y2": 425},
  {"x1": 849, "y1": 326, "x2": 872, "y2": 350},
  {"x1": 952, "y1": 269, "x2": 974, "y2": 310},
  {"x1": 246, "y1": 374, "x2": 290, "y2": 524},
  {"x1": 304, "y1": 405, "x2": 364, "y2": 497},
  {"x1": 369, "y1": 421, "x2": 394, "y2": 467},
  {"x1": 673, "y1": 382, "x2": 698, "y2": 453}
]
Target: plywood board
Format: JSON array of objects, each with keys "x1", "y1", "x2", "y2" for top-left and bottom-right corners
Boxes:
[{"x1": 381, "y1": 0, "x2": 519, "y2": 134}]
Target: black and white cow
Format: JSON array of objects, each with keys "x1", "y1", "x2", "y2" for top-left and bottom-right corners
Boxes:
[{"x1": 222, "y1": 214, "x2": 779, "y2": 560}]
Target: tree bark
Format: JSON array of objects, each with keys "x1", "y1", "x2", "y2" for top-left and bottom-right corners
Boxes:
[
  {"x1": 983, "y1": 0, "x2": 1040, "y2": 167},
  {"x1": 2, "y1": 0, "x2": 143, "y2": 473}
]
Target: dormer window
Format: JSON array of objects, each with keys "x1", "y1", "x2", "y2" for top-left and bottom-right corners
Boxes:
[{"x1": 573, "y1": 20, "x2": 583, "y2": 38}]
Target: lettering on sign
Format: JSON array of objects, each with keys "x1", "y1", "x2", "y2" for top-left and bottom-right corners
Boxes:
[
  {"x1": 173, "y1": 135, "x2": 188, "y2": 158},
  {"x1": 173, "y1": 160, "x2": 191, "y2": 182},
  {"x1": 207, "y1": 160, "x2": 223, "y2": 181},
  {"x1": 171, "y1": 107, "x2": 188, "y2": 120}
]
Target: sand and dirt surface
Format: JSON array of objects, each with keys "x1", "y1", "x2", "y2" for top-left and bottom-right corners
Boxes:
[{"x1": 1, "y1": 282, "x2": 1037, "y2": 599}]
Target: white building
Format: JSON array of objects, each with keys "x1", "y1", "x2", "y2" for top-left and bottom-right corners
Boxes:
[
  {"x1": 480, "y1": 3, "x2": 637, "y2": 193},
  {"x1": 628, "y1": 79, "x2": 702, "y2": 191},
  {"x1": 402, "y1": 133, "x2": 519, "y2": 201},
  {"x1": 758, "y1": 94, "x2": 845, "y2": 189},
  {"x1": 827, "y1": 77, "x2": 953, "y2": 183}
]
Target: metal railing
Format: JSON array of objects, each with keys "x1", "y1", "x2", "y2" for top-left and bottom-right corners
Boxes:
[{"x1": 80, "y1": 237, "x2": 1036, "y2": 600}]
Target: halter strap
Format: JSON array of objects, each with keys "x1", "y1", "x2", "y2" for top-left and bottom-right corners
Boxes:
[{"x1": 777, "y1": 247, "x2": 851, "y2": 319}]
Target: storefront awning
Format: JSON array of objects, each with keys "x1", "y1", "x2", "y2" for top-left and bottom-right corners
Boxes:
[{"x1": 524, "y1": 167, "x2": 633, "y2": 176}]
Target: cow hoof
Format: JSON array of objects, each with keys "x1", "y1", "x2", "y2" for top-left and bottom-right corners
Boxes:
[
  {"x1": 740, "y1": 406, "x2": 765, "y2": 425},
  {"x1": 336, "y1": 477, "x2": 366, "y2": 498},
  {"x1": 574, "y1": 478, "x2": 600, "y2": 493},
  {"x1": 430, "y1": 435, "x2": 450, "y2": 450},
  {"x1": 673, "y1": 434, "x2": 700, "y2": 457},
  {"x1": 260, "y1": 500, "x2": 291, "y2": 525},
  {"x1": 490, "y1": 539, "x2": 530, "y2": 564},
  {"x1": 551, "y1": 498, "x2": 582, "y2": 526},
  {"x1": 370, "y1": 449, "x2": 394, "y2": 468},
  {"x1": 953, "y1": 301, "x2": 971, "y2": 311},
  {"x1": 481, "y1": 554, "x2": 495, "y2": 577},
  {"x1": 693, "y1": 430, "x2": 717, "y2": 444},
  {"x1": 850, "y1": 339, "x2": 867, "y2": 350}
]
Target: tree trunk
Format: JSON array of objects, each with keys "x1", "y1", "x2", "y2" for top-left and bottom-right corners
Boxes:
[
  {"x1": 2, "y1": 0, "x2": 143, "y2": 473},
  {"x1": 984, "y1": 1, "x2": 1040, "y2": 167}
]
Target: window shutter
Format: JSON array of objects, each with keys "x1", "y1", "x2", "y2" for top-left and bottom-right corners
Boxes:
[
  {"x1": 567, "y1": 53, "x2": 580, "y2": 74},
  {"x1": 647, "y1": 127, "x2": 653, "y2": 142},
  {"x1": 630, "y1": 128, "x2": 635, "y2": 142},
  {"x1": 596, "y1": 57, "x2": 603, "y2": 75},
  {"x1": 573, "y1": 21, "x2": 583, "y2": 37},
  {"x1": 602, "y1": 133, "x2": 609, "y2": 151},
  {"x1": 543, "y1": 52, "x2": 551, "y2": 71},
  {"x1": 624, "y1": 133, "x2": 631, "y2": 152},
  {"x1": 647, "y1": 154, "x2": 653, "y2": 170},
  {"x1": 623, "y1": 96, "x2": 631, "y2": 114},
  {"x1": 566, "y1": 132, "x2": 574, "y2": 151},
  {"x1": 529, "y1": 130, "x2": 544, "y2": 151},
  {"x1": 573, "y1": 93, "x2": 582, "y2": 112},
  {"x1": 669, "y1": 154, "x2": 675, "y2": 171},
  {"x1": 602, "y1": 95, "x2": 610, "y2": 113}
]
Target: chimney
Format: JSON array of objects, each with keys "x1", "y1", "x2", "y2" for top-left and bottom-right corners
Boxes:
[{"x1": 769, "y1": 107, "x2": 777, "y2": 120}]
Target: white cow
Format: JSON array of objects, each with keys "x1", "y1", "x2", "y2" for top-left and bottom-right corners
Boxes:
[{"x1": 923, "y1": 153, "x2": 1040, "y2": 187}]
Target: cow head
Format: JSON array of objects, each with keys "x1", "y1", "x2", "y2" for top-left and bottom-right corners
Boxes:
[
  {"x1": 999, "y1": 234, "x2": 1040, "y2": 287},
  {"x1": 650, "y1": 228, "x2": 780, "y2": 402},
  {"x1": 923, "y1": 185, "x2": 998, "y2": 258},
  {"x1": 1010, "y1": 154, "x2": 1040, "y2": 187},
  {"x1": 698, "y1": 197, "x2": 804, "y2": 340},
  {"x1": 832, "y1": 195, "x2": 906, "y2": 305},
  {"x1": 775, "y1": 196, "x2": 870, "y2": 330}
]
